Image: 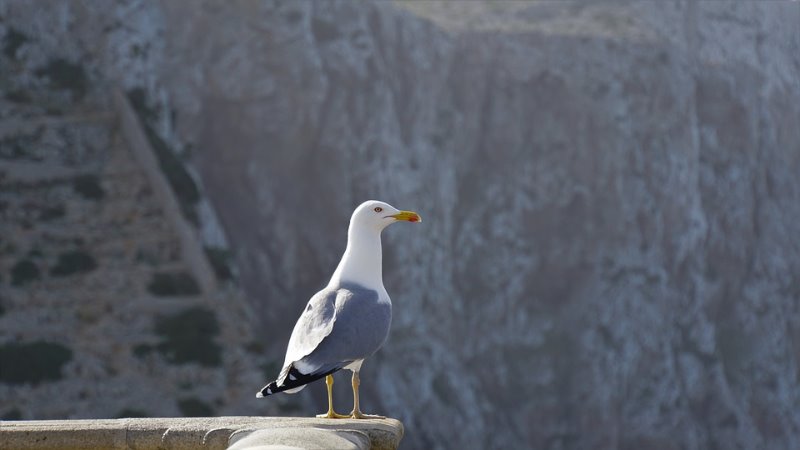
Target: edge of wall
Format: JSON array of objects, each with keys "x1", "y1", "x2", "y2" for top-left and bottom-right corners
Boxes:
[{"x1": 0, "y1": 416, "x2": 404, "y2": 450}]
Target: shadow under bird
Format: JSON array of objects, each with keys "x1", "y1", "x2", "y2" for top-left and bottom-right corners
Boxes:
[{"x1": 257, "y1": 200, "x2": 422, "y2": 419}]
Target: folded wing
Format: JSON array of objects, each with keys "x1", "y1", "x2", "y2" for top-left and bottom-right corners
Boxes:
[{"x1": 257, "y1": 284, "x2": 390, "y2": 397}]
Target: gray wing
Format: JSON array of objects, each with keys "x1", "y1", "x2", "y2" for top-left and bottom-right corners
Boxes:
[
  {"x1": 281, "y1": 286, "x2": 340, "y2": 370},
  {"x1": 261, "y1": 285, "x2": 390, "y2": 396},
  {"x1": 258, "y1": 287, "x2": 342, "y2": 397},
  {"x1": 296, "y1": 284, "x2": 391, "y2": 375}
]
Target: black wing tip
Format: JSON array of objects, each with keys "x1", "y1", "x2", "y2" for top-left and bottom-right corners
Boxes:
[
  {"x1": 256, "y1": 382, "x2": 277, "y2": 398},
  {"x1": 256, "y1": 366, "x2": 339, "y2": 398}
]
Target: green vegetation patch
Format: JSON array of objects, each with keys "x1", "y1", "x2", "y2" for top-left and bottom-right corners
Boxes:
[
  {"x1": 153, "y1": 306, "x2": 221, "y2": 367},
  {"x1": 311, "y1": 18, "x2": 340, "y2": 42},
  {"x1": 432, "y1": 374, "x2": 458, "y2": 407},
  {"x1": 132, "y1": 343, "x2": 153, "y2": 358},
  {"x1": 127, "y1": 88, "x2": 200, "y2": 225},
  {"x1": 127, "y1": 87, "x2": 158, "y2": 123},
  {"x1": 39, "y1": 204, "x2": 66, "y2": 221},
  {"x1": 245, "y1": 341, "x2": 264, "y2": 354},
  {"x1": 5, "y1": 89, "x2": 31, "y2": 104},
  {"x1": 73, "y1": 174, "x2": 105, "y2": 200},
  {"x1": 147, "y1": 271, "x2": 201, "y2": 296},
  {"x1": 147, "y1": 126, "x2": 200, "y2": 225},
  {"x1": 3, "y1": 27, "x2": 28, "y2": 59},
  {"x1": 50, "y1": 250, "x2": 98, "y2": 276},
  {"x1": 0, "y1": 126, "x2": 44, "y2": 161},
  {"x1": 0, "y1": 341, "x2": 73, "y2": 384},
  {"x1": 716, "y1": 323, "x2": 753, "y2": 385},
  {"x1": 177, "y1": 397, "x2": 214, "y2": 417},
  {"x1": 204, "y1": 246, "x2": 234, "y2": 281},
  {"x1": 115, "y1": 408, "x2": 149, "y2": 418},
  {"x1": 35, "y1": 58, "x2": 88, "y2": 99},
  {"x1": 2, "y1": 408, "x2": 22, "y2": 420},
  {"x1": 11, "y1": 259, "x2": 40, "y2": 286}
]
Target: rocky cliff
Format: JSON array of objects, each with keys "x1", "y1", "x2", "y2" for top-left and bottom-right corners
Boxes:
[
  {"x1": 0, "y1": 0, "x2": 288, "y2": 423},
  {"x1": 2, "y1": 1, "x2": 800, "y2": 449}
]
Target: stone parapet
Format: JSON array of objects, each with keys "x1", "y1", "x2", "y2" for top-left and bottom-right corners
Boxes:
[{"x1": 0, "y1": 416, "x2": 404, "y2": 450}]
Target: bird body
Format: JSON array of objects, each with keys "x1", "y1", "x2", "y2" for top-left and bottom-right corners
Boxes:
[
  {"x1": 259, "y1": 283, "x2": 391, "y2": 396},
  {"x1": 256, "y1": 200, "x2": 420, "y2": 419}
]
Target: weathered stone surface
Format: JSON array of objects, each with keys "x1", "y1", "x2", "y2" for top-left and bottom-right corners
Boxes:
[
  {"x1": 2, "y1": 1, "x2": 800, "y2": 449},
  {"x1": 0, "y1": 417, "x2": 404, "y2": 450},
  {"x1": 228, "y1": 428, "x2": 368, "y2": 450}
]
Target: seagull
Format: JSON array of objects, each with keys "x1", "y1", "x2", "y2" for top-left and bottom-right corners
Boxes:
[{"x1": 256, "y1": 200, "x2": 421, "y2": 419}]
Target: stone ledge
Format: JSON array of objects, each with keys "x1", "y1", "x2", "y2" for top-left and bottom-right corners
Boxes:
[{"x1": 0, "y1": 416, "x2": 404, "y2": 450}]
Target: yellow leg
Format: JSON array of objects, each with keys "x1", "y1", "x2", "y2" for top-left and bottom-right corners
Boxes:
[
  {"x1": 349, "y1": 372, "x2": 385, "y2": 419},
  {"x1": 316, "y1": 375, "x2": 349, "y2": 419}
]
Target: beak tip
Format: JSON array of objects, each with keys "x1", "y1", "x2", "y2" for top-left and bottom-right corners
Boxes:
[{"x1": 392, "y1": 211, "x2": 422, "y2": 223}]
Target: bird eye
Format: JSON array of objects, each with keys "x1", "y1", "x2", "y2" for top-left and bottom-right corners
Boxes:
[{"x1": 374, "y1": 207, "x2": 383, "y2": 213}]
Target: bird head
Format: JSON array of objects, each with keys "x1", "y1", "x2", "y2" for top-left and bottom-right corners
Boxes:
[{"x1": 350, "y1": 200, "x2": 422, "y2": 232}]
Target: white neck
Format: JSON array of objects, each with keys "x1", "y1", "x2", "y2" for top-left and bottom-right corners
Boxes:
[{"x1": 329, "y1": 224, "x2": 384, "y2": 291}]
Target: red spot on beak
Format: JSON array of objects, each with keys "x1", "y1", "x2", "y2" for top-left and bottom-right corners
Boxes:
[{"x1": 409, "y1": 217, "x2": 419, "y2": 223}]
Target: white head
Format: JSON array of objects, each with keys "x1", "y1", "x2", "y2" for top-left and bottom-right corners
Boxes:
[
  {"x1": 349, "y1": 200, "x2": 422, "y2": 232},
  {"x1": 329, "y1": 200, "x2": 421, "y2": 289}
]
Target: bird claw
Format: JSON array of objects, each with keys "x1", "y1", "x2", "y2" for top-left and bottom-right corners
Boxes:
[
  {"x1": 316, "y1": 410, "x2": 351, "y2": 419},
  {"x1": 349, "y1": 411, "x2": 385, "y2": 419}
]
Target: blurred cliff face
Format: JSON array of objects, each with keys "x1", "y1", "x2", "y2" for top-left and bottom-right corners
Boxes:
[{"x1": 2, "y1": 1, "x2": 800, "y2": 448}]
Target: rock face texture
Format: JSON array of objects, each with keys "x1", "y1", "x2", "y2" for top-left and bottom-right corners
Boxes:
[
  {"x1": 3, "y1": 1, "x2": 800, "y2": 449},
  {"x1": 0, "y1": 1, "x2": 282, "y2": 422}
]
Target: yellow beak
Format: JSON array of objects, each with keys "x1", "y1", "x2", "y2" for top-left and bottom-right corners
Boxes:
[{"x1": 391, "y1": 210, "x2": 422, "y2": 223}]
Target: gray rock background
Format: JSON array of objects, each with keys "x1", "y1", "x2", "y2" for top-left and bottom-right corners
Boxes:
[{"x1": 2, "y1": 1, "x2": 800, "y2": 449}]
